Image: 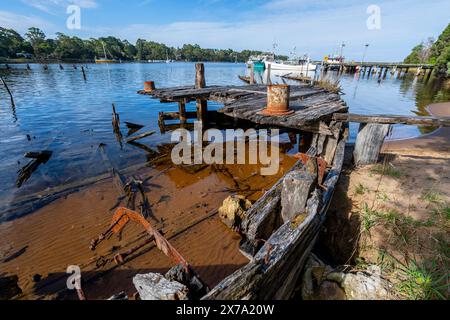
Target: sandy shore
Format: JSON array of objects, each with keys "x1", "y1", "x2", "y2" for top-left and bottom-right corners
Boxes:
[
  {"x1": 318, "y1": 101, "x2": 450, "y2": 299},
  {"x1": 382, "y1": 102, "x2": 450, "y2": 157},
  {"x1": 0, "y1": 152, "x2": 296, "y2": 300}
]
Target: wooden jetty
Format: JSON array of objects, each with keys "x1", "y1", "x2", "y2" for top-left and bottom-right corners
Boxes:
[
  {"x1": 317, "y1": 61, "x2": 435, "y2": 79},
  {"x1": 139, "y1": 85, "x2": 348, "y2": 135},
  {"x1": 136, "y1": 63, "x2": 449, "y2": 300}
]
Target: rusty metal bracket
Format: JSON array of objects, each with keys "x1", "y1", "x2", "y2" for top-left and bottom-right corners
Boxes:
[{"x1": 90, "y1": 207, "x2": 190, "y2": 273}]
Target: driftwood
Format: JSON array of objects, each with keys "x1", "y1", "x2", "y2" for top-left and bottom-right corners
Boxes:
[
  {"x1": 238, "y1": 75, "x2": 251, "y2": 84},
  {"x1": 0, "y1": 75, "x2": 15, "y2": 107},
  {"x1": 16, "y1": 151, "x2": 52, "y2": 188},
  {"x1": 124, "y1": 121, "x2": 144, "y2": 136},
  {"x1": 126, "y1": 130, "x2": 155, "y2": 143},
  {"x1": 353, "y1": 123, "x2": 391, "y2": 165},
  {"x1": 203, "y1": 128, "x2": 347, "y2": 300}
]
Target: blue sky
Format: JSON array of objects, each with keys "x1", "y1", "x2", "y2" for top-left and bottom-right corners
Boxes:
[{"x1": 1, "y1": 0, "x2": 449, "y2": 61}]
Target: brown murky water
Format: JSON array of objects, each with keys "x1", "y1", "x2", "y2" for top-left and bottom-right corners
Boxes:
[{"x1": 0, "y1": 147, "x2": 297, "y2": 299}]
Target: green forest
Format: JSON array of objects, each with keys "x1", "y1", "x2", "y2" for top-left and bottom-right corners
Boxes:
[
  {"x1": 404, "y1": 23, "x2": 450, "y2": 76},
  {"x1": 0, "y1": 27, "x2": 287, "y2": 63}
]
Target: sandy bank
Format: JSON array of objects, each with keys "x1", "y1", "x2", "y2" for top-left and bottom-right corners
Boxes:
[{"x1": 382, "y1": 102, "x2": 450, "y2": 157}]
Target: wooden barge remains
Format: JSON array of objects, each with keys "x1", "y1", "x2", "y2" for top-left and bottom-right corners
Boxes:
[
  {"x1": 135, "y1": 63, "x2": 450, "y2": 299},
  {"x1": 136, "y1": 63, "x2": 347, "y2": 299}
]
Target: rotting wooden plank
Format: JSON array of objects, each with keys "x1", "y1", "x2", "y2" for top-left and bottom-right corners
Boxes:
[
  {"x1": 333, "y1": 113, "x2": 450, "y2": 127},
  {"x1": 239, "y1": 147, "x2": 317, "y2": 258}
]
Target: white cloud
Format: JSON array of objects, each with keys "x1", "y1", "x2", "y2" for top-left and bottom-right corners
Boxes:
[
  {"x1": 92, "y1": 0, "x2": 449, "y2": 61},
  {"x1": 0, "y1": 10, "x2": 53, "y2": 33},
  {"x1": 21, "y1": 0, "x2": 98, "y2": 14}
]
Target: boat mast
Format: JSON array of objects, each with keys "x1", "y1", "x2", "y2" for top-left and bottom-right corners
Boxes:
[{"x1": 102, "y1": 42, "x2": 108, "y2": 59}]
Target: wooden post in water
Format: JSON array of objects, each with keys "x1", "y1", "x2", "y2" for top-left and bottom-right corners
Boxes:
[
  {"x1": 266, "y1": 63, "x2": 272, "y2": 85},
  {"x1": 250, "y1": 64, "x2": 255, "y2": 84},
  {"x1": 0, "y1": 75, "x2": 15, "y2": 107},
  {"x1": 178, "y1": 101, "x2": 186, "y2": 122},
  {"x1": 353, "y1": 123, "x2": 391, "y2": 166},
  {"x1": 195, "y1": 63, "x2": 207, "y2": 121},
  {"x1": 81, "y1": 66, "x2": 87, "y2": 81}
]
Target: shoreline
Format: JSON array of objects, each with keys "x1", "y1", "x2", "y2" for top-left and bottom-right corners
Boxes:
[{"x1": 382, "y1": 101, "x2": 450, "y2": 157}]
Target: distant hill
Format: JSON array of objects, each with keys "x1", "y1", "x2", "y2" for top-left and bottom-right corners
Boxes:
[{"x1": 404, "y1": 23, "x2": 450, "y2": 76}]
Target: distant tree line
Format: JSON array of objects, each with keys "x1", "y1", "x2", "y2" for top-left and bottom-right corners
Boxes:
[
  {"x1": 404, "y1": 23, "x2": 450, "y2": 76},
  {"x1": 0, "y1": 27, "x2": 288, "y2": 63}
]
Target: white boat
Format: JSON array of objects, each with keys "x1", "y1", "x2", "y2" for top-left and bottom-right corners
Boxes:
[{"x1": 264, "y1": 59, "x2": 316, "y2": 72}]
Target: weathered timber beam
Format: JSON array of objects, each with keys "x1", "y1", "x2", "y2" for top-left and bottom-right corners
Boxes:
[
  {"x1": 159, "y1": 111, "x2": 198, "y2": 120},
  {"x1": 353, "y1": 123, "x2": 391, "y2": 166},
  {"x1": 333, "y1": 113, "x2": 450, "y2": 127}
]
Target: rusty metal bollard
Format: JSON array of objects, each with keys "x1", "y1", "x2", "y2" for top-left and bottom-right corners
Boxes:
[
  {"x1": 260, "y1": 84, "x2": 294, "y2": 116},
  {"x1": 144, "y1": 81, "x2": 156, "y2": 92}
]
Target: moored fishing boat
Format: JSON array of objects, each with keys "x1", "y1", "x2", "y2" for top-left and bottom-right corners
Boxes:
[{"x1": 265, "y1": 57, "x2": 317, "y2": 72}]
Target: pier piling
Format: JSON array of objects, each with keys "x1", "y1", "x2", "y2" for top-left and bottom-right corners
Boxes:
[
  {"x1": 195, "y1": 63, "x2": 207, "y2": 121},
  {"x1": 353, "y1": 123, "x2": 391, "y2": 165}
]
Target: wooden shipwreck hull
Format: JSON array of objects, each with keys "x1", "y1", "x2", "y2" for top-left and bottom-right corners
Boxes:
[
  {"x1": 140, "y1": 78, "x2": 349, "y2": 300},
  {"x1": 203, "y1": 128, "x2": 347, "y2": 300}
]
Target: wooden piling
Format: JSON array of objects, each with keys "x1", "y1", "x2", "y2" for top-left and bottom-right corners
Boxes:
[
  {"x1": 178, "y1": 101, "x2": 186, "y2": 122},
  {"x1": 195, "y1": 63, "x2": 206, "y2": 89},
  {"x1": 266, "y1": 63, "x2": 272, "y2": 85},
  {"x1": 81, "y1": 66, "x2": 87, "y2": 81},
  {"x1": 0, "y1": 75, "x2": 15, "y2": 107},
  {"x1": 353, "y1": 123, "x2": 391, "y2": 165},
  {"x1": 250, "y1": 64, "x2": 255, "y2": 84},
  {"x1": 195, "y1": 63, "x2": 207, "y2": 121}
]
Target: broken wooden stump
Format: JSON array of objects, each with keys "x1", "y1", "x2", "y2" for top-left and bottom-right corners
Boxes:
[
  {"x1": 281, "y1": 162, "x2": 317, "y2": 223},
  {"x1": 16, "y1": 151, "x2": 53, "y2": 188},
  {"x1": 353, "y1": 123, "x2": 391, "y2": 165},
  {"x1": 238, "y1": 75, "x2": 251, "y2": 84},
  {"x1": 133, "y1": 273, "x2": 189, "y2": 300}
]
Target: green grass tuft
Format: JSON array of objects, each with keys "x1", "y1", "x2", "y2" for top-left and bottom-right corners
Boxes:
[
  {"x1": 370, "y1": 164, "x2": 402, "y2": 178},
  {"x1": 355, "y1": 183, "x2": 368, "y2": 195},
  {"x1": 420, "y1": 190, "x2": 443, "y2": 203}
]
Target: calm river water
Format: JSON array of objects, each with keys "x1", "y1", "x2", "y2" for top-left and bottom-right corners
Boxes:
[{"x1": 0, "y1": 62, "x2": 449, "y2": 210}]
